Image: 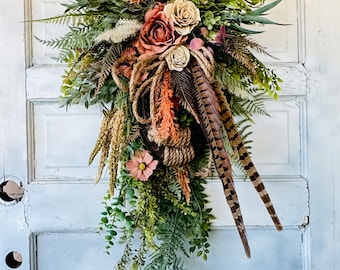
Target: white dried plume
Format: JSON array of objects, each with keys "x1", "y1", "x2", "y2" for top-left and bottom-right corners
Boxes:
[{"x1": 96, "y1": 19, "x2": 142, "y2": 43}]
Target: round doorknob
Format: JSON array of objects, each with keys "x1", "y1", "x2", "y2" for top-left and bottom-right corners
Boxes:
[
  {"x1": 0, "y1": 180, "x2": 24, "y2": 202},
  {"x1": 5, "y1": 251, "x2": 23, "y2": 268}
]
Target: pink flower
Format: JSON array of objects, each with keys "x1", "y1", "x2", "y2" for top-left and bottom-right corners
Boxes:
[
  {"x1": 215, "y1": 25, "x2": 227, "y2": 45},
  {"x1": 134, "y1": 3, "x2": 185, "y2": 58},
  {"x1": 126, "y1": 150, "x2": 158, "y2": 181},
  {"x1": 200, "y1": 27, "x2": 209, "y2": 37},
  {"x1": 190, "y1": 38, "x2": 204, "y2": 50}
]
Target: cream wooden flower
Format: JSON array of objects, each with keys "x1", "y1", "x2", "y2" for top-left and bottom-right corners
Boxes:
[
  {"x1": 164, "y1": 0, "x2": 200, "y2": 36},
  {"x1": 165, "y1": 45, "x2": 190, "y2": 71}
]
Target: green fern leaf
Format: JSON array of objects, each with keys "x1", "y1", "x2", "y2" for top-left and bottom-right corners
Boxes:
[{"x1": 33, "y1": 11, "x2": 86, "y2": 25}]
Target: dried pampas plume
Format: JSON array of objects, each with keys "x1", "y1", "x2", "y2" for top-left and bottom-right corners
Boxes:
[{"x1": 96, "y1": 19, "x2": 142, "y2": 44}]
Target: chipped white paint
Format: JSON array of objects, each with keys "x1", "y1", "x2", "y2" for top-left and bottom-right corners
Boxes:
[{"x1": 1, "y1": 0, "x2": 340, "y2": 269}]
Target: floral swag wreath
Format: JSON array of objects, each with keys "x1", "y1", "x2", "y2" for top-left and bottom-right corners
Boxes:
[{"x1": 38, "y1": 0, "x2": 283, "y2": 268}]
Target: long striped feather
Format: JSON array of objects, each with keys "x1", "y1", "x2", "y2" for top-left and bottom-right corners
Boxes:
[
  {"x1": 215, "y1": 86, "x2": 283, "y2": 231},
  {"x1": 191, "y1": 61, "x2": 251, "y2": 258}
]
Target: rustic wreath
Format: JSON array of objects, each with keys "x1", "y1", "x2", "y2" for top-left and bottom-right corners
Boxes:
[{"x1": 37, "y1": 0, "x2": 283, "y2": 268}]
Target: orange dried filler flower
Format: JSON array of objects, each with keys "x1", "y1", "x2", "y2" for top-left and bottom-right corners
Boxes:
[{"x1": 150, "y1": 70, "x2": 179, "y2": 144}]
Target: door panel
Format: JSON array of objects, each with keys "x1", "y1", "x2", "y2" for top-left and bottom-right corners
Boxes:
[
  {"x1": 249, "y1": 98, "x2": 304, "y2": 176},
  {"x1": 207, "y1": 180, "x2": 309, "y2": 227},
  {"x1": 31, "y1": 0, "x2": 67, "y2": 65},
  {"x1": 184, "y1": 229, "x2": 304, "y2": 269},
  {"x1": 33, "y1": 229, "x2": 303, "y2": 270},
  {"x1": 250, "y1": 0, "x2": 300, "y2": 63},
  {"x1": 28, "y1": 102, "x2": 101, "y2": 181},
  {"x1": 34, "y1": 232, "x2": 117, "y2": 269}
]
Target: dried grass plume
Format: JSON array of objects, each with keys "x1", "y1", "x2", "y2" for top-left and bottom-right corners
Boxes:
[{"x1": 96, "y1": 19, "x2": 142, "y2": 43}]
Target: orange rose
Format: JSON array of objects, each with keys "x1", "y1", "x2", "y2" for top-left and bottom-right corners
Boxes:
[{"x1": 135, "y1": 3, "x2": 185, "y2": 57}]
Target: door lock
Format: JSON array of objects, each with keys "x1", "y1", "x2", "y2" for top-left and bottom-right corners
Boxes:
[{"x1": 0, "y1": 180, "x2": 24, "y2": 202}]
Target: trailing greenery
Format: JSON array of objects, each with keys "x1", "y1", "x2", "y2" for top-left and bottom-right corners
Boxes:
[{"x1": 99, "y1": 143, "x2": 214, "y2": 269}]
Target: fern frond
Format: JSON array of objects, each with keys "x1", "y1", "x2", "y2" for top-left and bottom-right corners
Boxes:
[
  {"x1": 243, "y1": 36, "x2": 276, "y2": 59},
  {"x1": 35, "y1": 36, "x2": 65, "y2": 49},
  {"x1": 35, "y1": 25, "x2": 97, "y2": 52},
  {"x1": 229, "y1": 92, "x2": 269, "y2": 120},
  {"x1": 215, "y1": 64, "x2": 253, "y2": 99},
  {"x1": 144, "y1": 216, "x2": 188, "y2": 270},
  {"x1": 226, "y1": 48, "x2": 257, "y2": 75},
  {"x1": 33, "y1": 11, "x2": 88, "y2": 25},
  {"x1": 236, "y1": 119, "x2": 253, "y2": 140},
  {"x1": 172, "y1": 257, "x2": 186, "y2": 270},
  {"x1": 218, "y1": 30, "x2": 275, "y2": 75},
  {"x1": 243, "y1": 95, "x2": 269, "y2": 116}
]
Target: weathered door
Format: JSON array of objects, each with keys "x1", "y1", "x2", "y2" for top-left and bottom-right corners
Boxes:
[{"x1": 0, "y1": 0, "x2": 320, "y2": 269}]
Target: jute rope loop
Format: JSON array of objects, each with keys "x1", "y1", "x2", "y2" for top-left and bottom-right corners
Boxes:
[
  {"x1": 111, "y1": 56, "x2": 139, "y2": 92},
  {"x1": 127, "y1": 48, "x2": 215, "y2": 168},
  {"x1": 164, "y1": 127, "x2": 191, "y2": 148},
  {"x1": 129, "y1": 58, "x2": 166, "y2": 125},
  {"x1": 163, "y1": 145, "x2": 195, "y2": 166},
  {"x1": 129, "y1": 55, "x2": 158, "y2": 100}
]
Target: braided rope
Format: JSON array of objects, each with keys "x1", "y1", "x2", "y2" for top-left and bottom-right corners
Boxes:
[
  {"x1": 111, "y1": 67, "x2": 127, "y2": 91},
  {"x1": 163, "y1": 145, "x2": 195, "y2": 166},
  {"x1": 148, "y1": 126, "x2": 191, "y2": 147},
  {"x1": 149, "y1": 61, "x2": 167, "y2": 118},
  {"x1": 164, "y1": 127, "x2": 191, "y2": 147},
  {"x1": 131, "y1": 78, "x2": 153, "y2": 124}
]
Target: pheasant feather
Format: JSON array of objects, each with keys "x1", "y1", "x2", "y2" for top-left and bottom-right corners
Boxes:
[
  {"x1": 191, "y1": 61, "x2": 251, "y2": 258},
  {"x1": 215, "y1": 86, "x2": 283, "y2": 231}
]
